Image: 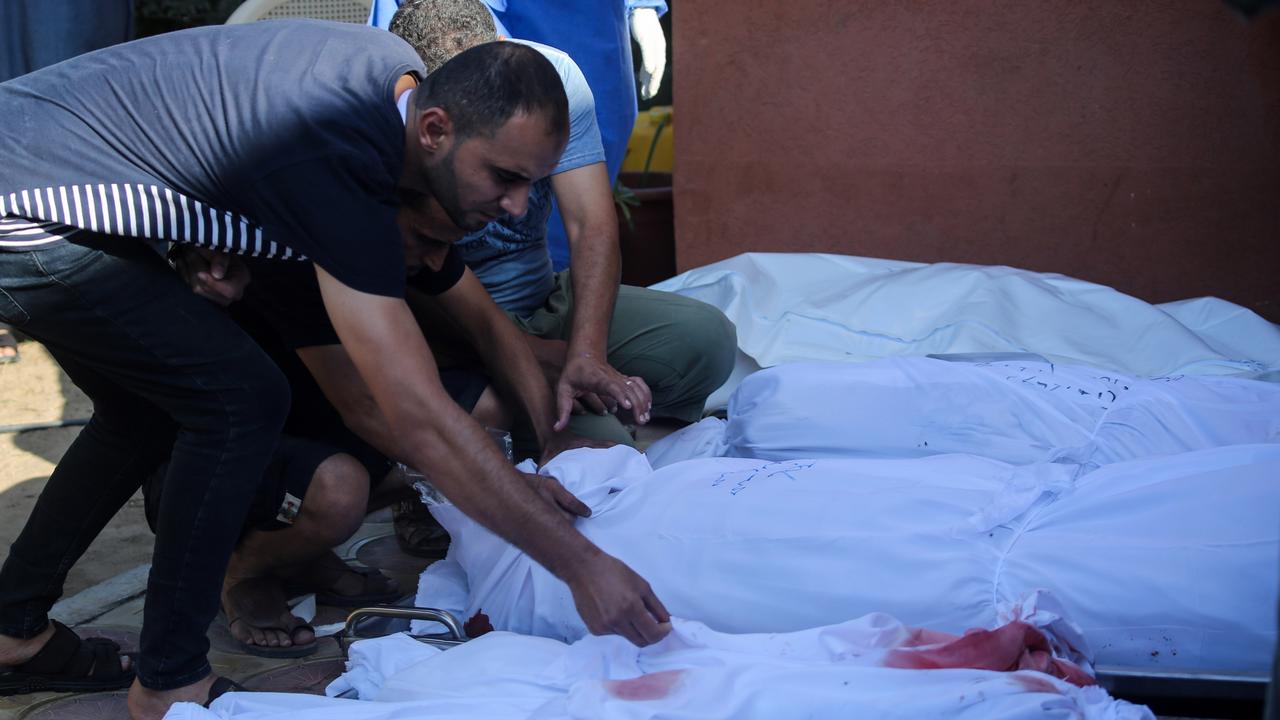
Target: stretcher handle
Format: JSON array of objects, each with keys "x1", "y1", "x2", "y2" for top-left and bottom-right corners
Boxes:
[{"x1": 338, "y1": 605, "x2": 467, "y2": 656}]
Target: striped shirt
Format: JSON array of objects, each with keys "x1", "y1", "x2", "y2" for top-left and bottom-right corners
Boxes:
[
  {"x1": 0, "y1": 20, "x2": 424, "y2": 297},
  {"x1": 0, "y1": 185, "x2": 287, "y2": 259}
]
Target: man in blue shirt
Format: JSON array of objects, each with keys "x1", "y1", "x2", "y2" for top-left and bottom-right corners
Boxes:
[{"x1": 381, "y1": 0, "x2": 736, "y2": 449}]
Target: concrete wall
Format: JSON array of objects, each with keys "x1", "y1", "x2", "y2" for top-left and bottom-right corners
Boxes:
[{"x1": 673, "y1": 2, "x2": 1280, "y2": 319}]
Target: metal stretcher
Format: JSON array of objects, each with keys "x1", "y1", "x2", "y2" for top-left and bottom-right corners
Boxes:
[
  {"x1": 337, "y1": 605, "x2": 466, "y2": 655},
  {"x1": 1094, "y1": 665, "x2": 1268, "y2": 719}
]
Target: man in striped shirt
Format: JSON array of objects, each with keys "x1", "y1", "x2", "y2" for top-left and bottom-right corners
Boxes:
[{"x1": 0, "y1": 22, "x2": 669, "y2": 719}]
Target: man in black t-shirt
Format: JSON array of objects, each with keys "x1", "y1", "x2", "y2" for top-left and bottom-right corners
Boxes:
[
  {"x1": 0, "y1": 25, "x2": 669, "y2": 719},
  {"x1": 176, "y1": 189, "x2": 610, "y2": 657}
]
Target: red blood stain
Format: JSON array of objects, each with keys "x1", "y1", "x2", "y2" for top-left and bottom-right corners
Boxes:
[
  {"x1": 464, "y1": 609, "x2": 493, "y2": 638},
  {"x1": 604, "y1": 669, "x2": 686, "y2": 701},
  {"x1": 883, "y1": 621, "x2": 1095, "y2": 687},
  {"x1": 898, "y1": 626, "x2": 959, "y2": 648}
]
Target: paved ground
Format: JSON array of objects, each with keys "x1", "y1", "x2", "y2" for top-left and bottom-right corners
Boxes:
[
  {"x1": 0, "y1": 339, "x2": 429, "y2": 718},
  {"x1": 0, "y1": 339, "x2": 153, "y2": 599}
]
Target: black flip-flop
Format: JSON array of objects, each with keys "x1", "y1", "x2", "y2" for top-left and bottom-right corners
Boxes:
[
  {"x1": 0, "y1": 620, "x2": 134, "y2": 696},
  {"x1": 204, "y1": 676, "x2": 246, "y2": 707},
  {"x1": 315, "y1": 567, "x2": 403, "y2": 607},
  {"x1": 227, "y1": 618, "x2": 318, "y2": 659}
]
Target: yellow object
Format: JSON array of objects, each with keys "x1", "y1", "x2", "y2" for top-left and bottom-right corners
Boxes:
[{"x1": 621, "y1": 106, "x2": 673, "y2": 174}]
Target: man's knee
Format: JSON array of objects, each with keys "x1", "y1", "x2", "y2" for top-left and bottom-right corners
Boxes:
[
  {"x1": 680, "y1": 300, "x2": 737, "y2": 390},
  {"x1": 646, "y1": 296, "x2": 737, "y2": 394},
  {"x1": 302, "y1": 453, "x2": 370, "y2": 542},
  {"x1": 618, "y1": 295, "x2": 736, "y2": 421}
]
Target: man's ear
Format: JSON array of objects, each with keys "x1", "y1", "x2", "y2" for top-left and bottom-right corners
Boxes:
[{"x1": 417, "y1": 106, "x2": 452, "y2": 154}]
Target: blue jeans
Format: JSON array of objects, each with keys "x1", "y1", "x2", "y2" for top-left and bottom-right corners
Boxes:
[{"x1": 0, "y1": 234, "x2": 289, "y2": 689}]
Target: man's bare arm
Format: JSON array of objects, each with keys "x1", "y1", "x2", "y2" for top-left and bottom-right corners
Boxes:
[
  {"x1": 314, "y1": 265, "x2": 670, "y2": 646},
  {"x1": 551, "y1": 163, "x2": 652, "y2": 427},
  {"x1": 300, "y1": 268, "x2": 605, "y2": 464},
  {"x1": 411, "y1": 269, "x2": 608, "y2": 460},
  {"x1": 554, "y1": 163, "x2": 618, "y2": 360}
]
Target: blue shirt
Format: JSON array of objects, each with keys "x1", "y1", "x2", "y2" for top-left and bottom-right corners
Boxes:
[{"x1": 454, "y1": 40, "x2": 606, "y2": 315}]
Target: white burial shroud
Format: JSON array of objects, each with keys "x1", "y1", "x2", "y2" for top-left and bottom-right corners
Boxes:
[
  {"x1": 416, "y1": 444, "x2": 1279, "y2": 675},
  {"x1": 648, "y1": 253, "x2": 1280, "y2": 409},
  {"x1": 644, "y1": 356, "x2": 1280, "y2": 470},
  {"x1": 167, "y1": 614, "x2": 1154, "y2": 719}
]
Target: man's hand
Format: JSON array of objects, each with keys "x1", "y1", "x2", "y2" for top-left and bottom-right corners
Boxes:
[
  {"x1": 554, "y1": 352, "x2": 652, "y2": 431},
  {"x1": 567, "y1": 552, "x2": 672, "y2": 647},
  {"x1": 315, "y1": 267, "x2": 665, "y2": 653},
  {"x1": 521, "y1": 472, "x2": 591, "y2": 521},
  {"x1": 540, "y1": 431, "x2": 615, "y2": 466},
  {"x1": 526, "y1": 336, "x2": 604, "y2": 417},
  {"x1": 169, "y1": 246, "x2": 250, "y2": 306}
]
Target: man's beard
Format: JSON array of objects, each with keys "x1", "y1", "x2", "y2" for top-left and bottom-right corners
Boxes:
[{"x1": 428, "y1": 146, "x2": 485, "y2": 232}]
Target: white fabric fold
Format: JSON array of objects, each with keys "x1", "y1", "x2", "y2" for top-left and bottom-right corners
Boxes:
[
  {"x1": 648, "y1": 357, "x2": 1280, "y2": 470},
  {"x1": 171, "y1": 613, "x2": 1153, "y2": 720},
  {"x1": 651, "y1": 253, "x2": 1280, "y2": 409}
]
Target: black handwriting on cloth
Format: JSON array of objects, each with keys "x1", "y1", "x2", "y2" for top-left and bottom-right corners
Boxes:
[{"x1": 711, "y1": 461, "x2": 817, "y2": 497}]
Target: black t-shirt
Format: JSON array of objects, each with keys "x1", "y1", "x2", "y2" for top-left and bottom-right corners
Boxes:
[
  {"x1": 239, "y1": 247, "x2": 466, "y2": 350},
  {"x1": 0, "y1": 20, "x2": 423, "y2": 298},
  {"x1": 233, "y1": 248, "x2": 465, "y2": 442},
  {"x1": 233, "y1": 246, "x2": 480, "y2": 450}
]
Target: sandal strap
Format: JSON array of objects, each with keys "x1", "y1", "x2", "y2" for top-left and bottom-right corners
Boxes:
[
  {"x1": 11, "y1": 621, "x2": 82, "y2": 676},
  {"x1": 4, "y1": 621, "x2": 128, "y2": 682},
  {"x1": 226, "y1": 616, "x2": 314, "y2": 642},
  {"x1": 86, "y1": 638, "x2": 125, "y2": 681}
]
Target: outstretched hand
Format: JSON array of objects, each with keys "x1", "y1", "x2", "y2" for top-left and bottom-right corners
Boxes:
[
  {"x1": 553, "y1": 352, "x2": 652, "y2": 432},
  {"x1": 567, "y1": 552, "x2": 672, "y2": 647},
  {"x1": 169, "y1": 246, "x2": 250, "y2": 306}
]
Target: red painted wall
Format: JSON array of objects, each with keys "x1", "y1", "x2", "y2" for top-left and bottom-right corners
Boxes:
[{"x1": 673, "y1": 2, "x2": 1280, "y2": 319}]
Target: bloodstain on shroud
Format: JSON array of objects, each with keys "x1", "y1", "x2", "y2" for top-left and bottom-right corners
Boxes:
[
  {"x1": 604, "y1": 669, "x2": 687, "y2": 701},
  {"x1": 464, "y1": 610, "x2": 494, "y2": 638},
  {"x1": 884, "y1": 621, "x2": 1095, "y2": 687}
]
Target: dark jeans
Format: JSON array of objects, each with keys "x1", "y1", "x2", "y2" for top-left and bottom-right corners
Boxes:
[{"x1": 0, "y1": 235, "x2": 288, "y2": 689}]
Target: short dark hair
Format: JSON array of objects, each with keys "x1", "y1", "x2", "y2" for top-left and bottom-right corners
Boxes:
[
  {"x1": 414, "y1": 41, "x2": 569, "y2": 141},
  {"x1": 389, "y1": 0, "x2": 496, "y2": 73}
]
